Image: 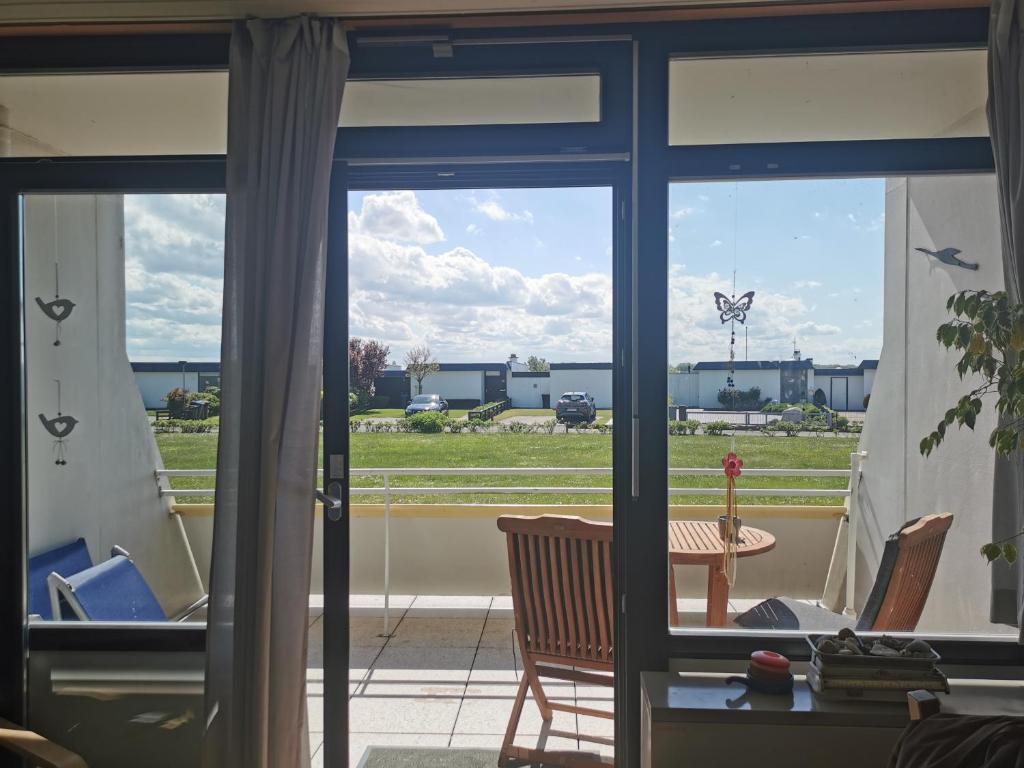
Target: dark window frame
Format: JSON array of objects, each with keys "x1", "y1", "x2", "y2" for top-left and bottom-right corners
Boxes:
[{"x1": 3, "y1": 11, "x2": 1023, "y2": 768}]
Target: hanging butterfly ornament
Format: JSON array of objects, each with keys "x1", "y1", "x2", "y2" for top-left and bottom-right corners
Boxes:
[
  {"x1": 38, "y1": 379, "x2": 78, "y2": 467},
  {"x1": 35, "y1": 263, "x2": 75, "y2": 346},
  {"x1": 712, "y1": 278, "x2": 755, "y2": 391}
]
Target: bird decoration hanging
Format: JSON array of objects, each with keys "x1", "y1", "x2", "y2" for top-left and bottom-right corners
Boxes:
[
  {"x1": 38, "y1": 379, "x2": 78, "y2": 467},
  {"x1": 915, "y1": 247, "x2": 979, "y2": 271},
  {"x1": 35, "y1": 263, "x2": 75, "y2": 346}
]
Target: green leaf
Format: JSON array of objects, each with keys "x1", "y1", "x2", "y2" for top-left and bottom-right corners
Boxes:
[
  {"x1": 1002, "y1": 543, "x2": 1019, "y2": 564},
  {"x1": 981, "y1": 543, "x2": 1003, "y2": 562},
  {"x1": 964, "y1": 409, "x2": 976, "y2": 429}
]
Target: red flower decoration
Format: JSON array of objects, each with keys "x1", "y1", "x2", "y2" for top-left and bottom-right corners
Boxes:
[{"x1": 722, "y1": 452, "x2": 743, "y2": 478}]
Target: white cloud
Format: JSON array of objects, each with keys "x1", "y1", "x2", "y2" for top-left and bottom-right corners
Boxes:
[
  {"x1": 123, "y1": 194, "x2": 225, "y2": 360},
  {"x1": 348, "y1": 219, "x2": 613, "y2": 361},
  {"x1": 671, "y1": 207, "x2": 696, "y2": 220},
  {"x1": 793, "y1": 280, "x2": 822, "y2": 289},
  {"x1": 474, "y1": 197, "x2": 534, "y2": 224},
  {"x1": 666, "y1": 266, "x2": 872, "y2": 364},
  {"x1": 348, "y1": 190, "x2": 445, "y2": 244},
  {"x1": 466, "y1": 223, "x2": 480, "y2": 234},
  {"x1": 710, "y1": 239, "x2": 723, "y2": 248}
]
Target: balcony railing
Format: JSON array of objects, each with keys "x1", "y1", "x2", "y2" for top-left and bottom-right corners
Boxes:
[
  {"x1": 155, "y1": 465, "x2": 852, "y2": 501},
  {"x1": 155, "y1": 462, "x2": 859, "y2": 634}
]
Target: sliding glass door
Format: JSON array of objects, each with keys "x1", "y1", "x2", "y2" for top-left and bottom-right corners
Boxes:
[{"x1": 319, "y1": 163, "x2": 630, "y2": 768}]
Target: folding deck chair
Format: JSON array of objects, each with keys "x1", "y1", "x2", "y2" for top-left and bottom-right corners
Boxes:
[
  {"x1": 28, "y1": 538, "x2": 93, "y2": 620},
  {"x1": 735, "y1": 513, "x2": 953, "y2": 632},
  {"x1": 47, "y1": 547, "x2": 207, "y2": 622},
  {"x1": 497, "y1": 514, "x2": 615, "y2": 768}
]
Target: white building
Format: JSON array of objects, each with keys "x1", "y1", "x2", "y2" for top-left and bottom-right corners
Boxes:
[
  {"x1": 811, "y1": 360, "x2": 877, "y2": 410},
  {"x1": 548, "y1": 363, "x2": 613, "y2": 409},
  {"x1": 131, "y1": 361, "x2": 220, "y2": 409}
]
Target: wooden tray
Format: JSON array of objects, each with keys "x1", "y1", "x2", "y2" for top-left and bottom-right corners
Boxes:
[{"x1": 807, "y1": 634, "x2": 941, "y2": 674}]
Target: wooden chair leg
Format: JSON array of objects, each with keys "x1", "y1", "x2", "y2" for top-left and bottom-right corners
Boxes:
[
  {"x1": 668, "y1": 564, "x2": 680, "y2": 627},
  {"x1": 499, "y1": 675, "x2": 531, "y2": 767},
  {"x1": 516, "y1": 654, "x2": 552, "y2": 720}
]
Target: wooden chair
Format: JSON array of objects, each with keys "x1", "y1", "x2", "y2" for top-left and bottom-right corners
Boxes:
[
  {"x1": 735, "y1": 513, "x2": 954, "y2": 632},
  {"x1": 497, "y1": 515, "x2": 615, "y2": 768},
  {"x1": 0, "y1": 718, "x2": 87, "y2": 768}
]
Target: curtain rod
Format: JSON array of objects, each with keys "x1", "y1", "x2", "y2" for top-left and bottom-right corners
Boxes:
[{"x1": 0, "y1": 0, "x2": 988, "y2": 37}]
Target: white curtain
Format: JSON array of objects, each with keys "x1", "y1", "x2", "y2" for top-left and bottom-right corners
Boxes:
[
  {"x1": 988, "y1": 0, "x2": 1024, "y2": 639},
  {"x1": 202, "y1": 17, "x2": 349, "y2": 767}
]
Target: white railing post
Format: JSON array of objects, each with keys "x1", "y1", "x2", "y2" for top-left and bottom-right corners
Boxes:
[
  {"x1": 844, "y1": 451, "x2": 867, "y2": 617},
  {"x1": 382, "y1": 470, "x2": 393, "y2": 638}
]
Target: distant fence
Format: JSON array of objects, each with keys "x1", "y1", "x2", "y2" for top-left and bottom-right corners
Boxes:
[
  {"x1": 683, "y1": 410, "x2": 777, "y2": 427},
  {"x1": 468, "y1": 398, "x2": 510, "y2": 421}
]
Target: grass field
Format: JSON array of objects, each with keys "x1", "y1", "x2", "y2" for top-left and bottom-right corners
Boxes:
[{"x1": 157, "y1": 432, "x2": 856, "y2": 505}]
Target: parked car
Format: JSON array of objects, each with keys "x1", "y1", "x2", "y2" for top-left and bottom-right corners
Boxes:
[
  {"x1": 554, "y1": 392, "x2": 597, "y2": 424},
  {"x1": 405, "y1": 394, "x2": 449, "y2": 417}
]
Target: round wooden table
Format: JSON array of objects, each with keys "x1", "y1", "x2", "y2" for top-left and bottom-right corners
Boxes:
[{"x1": 668, "y1": 520, "x2": 776, "y2": 628}]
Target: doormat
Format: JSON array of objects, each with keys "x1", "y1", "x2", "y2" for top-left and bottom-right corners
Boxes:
[
  {"x1": 356, "y1": 748, "x2": 500, "y2": 768},
  {"x1": 356, "y1": 746, "x2": 609, "y2": 768}
]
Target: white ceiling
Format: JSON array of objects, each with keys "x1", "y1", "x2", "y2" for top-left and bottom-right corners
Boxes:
[{"x1": 0, "y1": 0, "x2": 837, "y2": 24}]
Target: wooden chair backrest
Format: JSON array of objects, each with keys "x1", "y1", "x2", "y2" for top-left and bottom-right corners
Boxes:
[
  {"x1": 498, "y1": 515, "x2": 614, "y2": 668},
  {"x1": 872, "y1": 513, "x2": 953, "y2": 632}
]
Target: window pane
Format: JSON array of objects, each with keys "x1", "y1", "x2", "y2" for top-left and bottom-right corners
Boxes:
[
  {"x1": 668, "y1": 49, "x2": 987, "y2": 145},
  {"x1": 24, "y1": 193, "x2": 222, "y2": 624},
  {"x1": 0, "y1": 72, "x2": 227, "y2": 156},
  {"x1": 666, "y1": 174, "x2": 1014, "y2": 638},
  {"x1": 340, "y1": 74, "x2": 601, "y2": 127}
]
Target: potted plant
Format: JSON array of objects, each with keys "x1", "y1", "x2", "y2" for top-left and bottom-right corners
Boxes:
[
  {"x1": 165, "y1": 387, "x2": 188, "y2": 418},
  {"x1": 921, "y1": 289, "x2": 1024, "y2": 564}
]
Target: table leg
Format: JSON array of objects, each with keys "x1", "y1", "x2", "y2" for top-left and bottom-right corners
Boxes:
[
  {"x1": 668, "y1": 563, "x2": 679, "y2": 627},
  {"x1": 706, "y1": 564, "x2": 729, "y2": 628}
]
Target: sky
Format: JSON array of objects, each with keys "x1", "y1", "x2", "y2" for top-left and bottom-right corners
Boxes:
[{"x1": 123, "y1": 180, "x2": 884, "y2": 366}]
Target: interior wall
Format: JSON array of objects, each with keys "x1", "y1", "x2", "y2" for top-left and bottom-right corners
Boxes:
[
  {"x1": 854, "y1": 174, "x2": 1010, "y2": 634},
  {"x1": 24, "y1": 195, "x2": 204, "y2": 616}
]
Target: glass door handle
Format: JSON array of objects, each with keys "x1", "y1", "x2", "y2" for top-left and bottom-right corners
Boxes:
[{"x1": 316, "y1": 481, "x2": 344, "y2": 522}]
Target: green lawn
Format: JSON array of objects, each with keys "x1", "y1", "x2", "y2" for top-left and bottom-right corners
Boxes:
[
  {"x1": 157, "y1": 432, "x2": 856, "y2": 505},
  {"x1": 495, "y1": 408, "x2": 553, "y2": 420}
]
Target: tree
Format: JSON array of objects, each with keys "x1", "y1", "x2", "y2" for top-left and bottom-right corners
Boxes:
[
  {"x1": 405, "y1": 345, "x2": 440, "y2": 395},
  {"x1": 349, "y1": 338, "x2": 390, "y2": 396},
  {"x1": 920, "y1": 289, "x2": 1024, "y2": 565},
  {"x1": 671, "y1": 362, "x2": 694, "y2": 374},
  {"x1": 527, "y1": 355, "x2": 550, "y2": 372}
]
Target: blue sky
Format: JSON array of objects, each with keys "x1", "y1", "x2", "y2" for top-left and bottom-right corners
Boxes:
[
  {"x1": 668, "y1": 178, "x2": 884, "y2": 365},
  {"x1": 123, "y1": 181, "x2": 883, "y2": 366}
]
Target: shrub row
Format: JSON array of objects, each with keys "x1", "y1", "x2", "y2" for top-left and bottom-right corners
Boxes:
[{"x1": 153, "y1": 418, "x2": 218, "y2": 433}]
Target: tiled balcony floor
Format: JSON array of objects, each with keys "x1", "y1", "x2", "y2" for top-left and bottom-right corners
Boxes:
[
  {"x1": 306, "y1": 594, "x2": 780, "y2": 765},
  {"x1": 307, "y1": 595, "x2": 616, "y2": 767}
]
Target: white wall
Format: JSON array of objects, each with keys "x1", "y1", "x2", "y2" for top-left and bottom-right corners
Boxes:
[
  {"x1": 411, "y1": 370, "x2": 484, "y2": 403},
  {"x1": 25, "y1": 195, "x2": 204, "y2": 616},
  {"x1": 696, "y1": 368, "x2": 780, "y2": 409},
  {"x1": 863, "y1": 368, "x2": 876, "y2": 399},
  {"x1": 507, "y1": 374, "x2": 550, "y2": 408},
  {"x1": 818, "y1": 374, "x2": 866, "y2": 411},
  {"x1": 668, "y1": 371, "x2": 699, "y2": 406},
  {"x1": 853, "y1": 175, "x2": 1012, "y2": 634},
  {"x1": 549, "y1": 368, "x2": 613, "y2": 408},
  {"x1": 134, "y1": 371, "x2": 199, "y2": 409}
]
